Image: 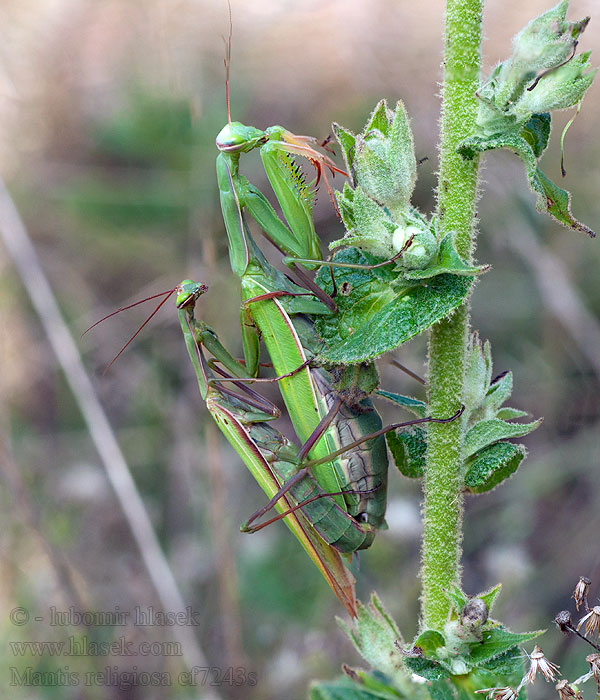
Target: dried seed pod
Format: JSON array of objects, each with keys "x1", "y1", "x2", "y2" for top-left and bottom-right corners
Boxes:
[
  {"x1": 572, "y1": 576, "x2": 591, "y2": 611},
  {"x1": 524, "y1": 645, "x2": 560, "y2": 684},
  {"x1": 555, "y1": 610, "x2": 573, "y2": 634},
  {"x1": 578, "y1": 606, "x2": 600, "y2": 637},
  {"x1": 556, "y1": 679, "x2": 583, "y2": 700},
  {"x1": 586, "y1": 653, "x2": 600, "y2": 692},
  {"x1": 461, "y1": 598, "x2": 489, "y2": 628}
]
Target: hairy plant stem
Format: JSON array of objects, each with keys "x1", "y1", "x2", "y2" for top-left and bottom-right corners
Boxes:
[{"x1": 421, "y1": 0, "x2": 483, "y2": 630}]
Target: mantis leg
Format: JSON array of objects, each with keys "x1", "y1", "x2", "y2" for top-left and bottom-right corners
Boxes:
[
  {"x1": 178, "y1": 295, "x2": 280, "y2": 419},
  {"x1": 193, "y1": 320, "x2": 249, "y2": 379},
  {"x1": 243, "y1": 280, "x2": 337, "y2": 315},
  {"x1": 282, "y1": 234, "x2": 416, "y2": 271},
  {"x1": 241, "y1": 477, "x2": 379, "y2": 535},
  {"x1": 244, "y1": 392, "x2": 461, "y2": 535},
  {"x1": 218, "y1": 151, "x2": 322, "y2": 270},
  {"x1": 240, "y1": 305, "x2": 260, "y2": 377},
  {"x1": 240, "y1": 398, "x2": 375, "y2": 535},
  {"x1": 208, "y1": 356, "x2": 312, "y2": 385},
  {"x1": 241, "y1": 468, "x2": 312, "y2": 532},
  {"x1": 305, "y1": 405, "x2": 465, "y2": 469}
]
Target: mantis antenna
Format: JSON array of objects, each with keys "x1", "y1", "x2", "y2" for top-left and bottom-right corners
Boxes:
[
  {"x1": 83, "y1": 287, "x2": 181, "y2": 374},
  {"x1": 224, "y1": 0, "x2": 233, "y2": 125}
]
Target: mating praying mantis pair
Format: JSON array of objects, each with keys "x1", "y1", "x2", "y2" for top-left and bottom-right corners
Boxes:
[
  {"x1": 88, "y1": 81, "x2": 465, "y2": 614},
  {"x1": 171, "y1": 111, "x2": 463, "y2": 612}
]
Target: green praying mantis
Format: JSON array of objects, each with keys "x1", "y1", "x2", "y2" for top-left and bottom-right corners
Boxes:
[
  {"x1": 212, "y1": 99, "x2": 473, "y2": 564},
  {"x1": 176, "y1": 279, "x2": 463, "y2": 614}
]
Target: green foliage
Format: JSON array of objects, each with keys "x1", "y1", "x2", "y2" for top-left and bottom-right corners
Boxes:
[
  {"x1": 400, "y1": 233, "x2": 488, "y2": 282},
  {"x1": 333, "y1": 100, "x2": 416, "y2": 217},
  {"x1": 330, "y1": 101, "x2": 486, "y2": 282},
  {"x1": 320, "y1": 587, "x2": 542, "y2": 700},
  {"x1": 443, "y1": 585, "x2": 470, "y2": 616},
  {"x1": 406, "y1": 585, "x2": 542, "y2": 693},
  {"x1": 414, "y1": 630, "x2": 447, "y2": 656},
  {"x1": 464, "y1": 443, "x2": 527, "y2": 493},
  {"x1": 337, "y1": 594, "x2": 407, "y2": 683},
  {"x1": 458, "y1": 121, "x2": 594, "y2": 236},
  {"x1": 464, "y1": 629, "x2": 541, "y2": 666},
  {"x1": 310, "y1": 675, "x2": 403, "y2": 700},
  {"x1": 460, "y1": 335, "x2": 541, "y2": 492},
  {"x1": 458, "y1": 1, "x2": 596, "y2": 235},
  {"x1": 477, "y1": 584, "x2": 502, "y2": 613},
  {"x1": 313, "y1": 248, "x2": 474, "y2": 364},
  {"x1": 462, "y1": 418, "x2": 540, "y2": 459},
  {"x1": 386, "y1": 426, "x2": 427, "y2": 479},
  {"x1": 375, "y1": 391, "x2": 427, "y2": 418},
  {"x1": 385, "y1": 334, "x2": 540, "y2": 494}
]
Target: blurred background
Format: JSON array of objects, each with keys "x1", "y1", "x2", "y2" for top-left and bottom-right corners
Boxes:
[{"x1": 0, "y1": 0, "x2": 598, "y2": 698}]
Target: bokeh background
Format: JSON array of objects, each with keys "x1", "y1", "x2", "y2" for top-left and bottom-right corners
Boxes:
[{"x1": 1, "y1": 0, "x2": 599, "y2": 698}]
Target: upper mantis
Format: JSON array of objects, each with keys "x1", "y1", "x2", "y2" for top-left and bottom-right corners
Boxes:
[
  {"x1": 213, "y1": 113, "x2": 447, "y2": 545},
  {"x1": 215, "y1": 122, "x2": 379, "y2": 509}
]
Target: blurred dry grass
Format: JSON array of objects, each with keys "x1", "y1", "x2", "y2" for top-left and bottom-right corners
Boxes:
[{"x1": 0, "y1": 1, "x2": 599, "y2": 698}]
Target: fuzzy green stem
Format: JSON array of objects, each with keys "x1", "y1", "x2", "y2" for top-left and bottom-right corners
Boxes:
[{"x1": 420, "y1": 0, "x2": 483, "y2": 630}]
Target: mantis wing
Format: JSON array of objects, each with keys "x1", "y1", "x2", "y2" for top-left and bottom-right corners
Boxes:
[{"x1": 210, "y1": 398, "x2": 357, "y2": 617}]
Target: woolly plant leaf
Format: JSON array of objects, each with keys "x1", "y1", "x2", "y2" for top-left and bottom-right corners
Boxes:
[
  {"x1": 458, "y1": 127, "x2": 595, "y2": 236},
  {"x1": 386, "y1": 426, "x2": 427, "y2": 478},
  {"x1": 464, "y1": 442, "x2": 527, "y2": 493},
  {"x1": 315, "y1": 248, "x2": 473, "y2": 364},
  {"x1": 463, "y1": 418, "x2": 541, "y2": 459}
]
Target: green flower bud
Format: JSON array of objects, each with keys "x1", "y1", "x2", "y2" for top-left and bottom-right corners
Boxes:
[
  {"x1": 330, "y1": 185, "x2": 396, "y2": 259},
  {"x1": 474, "y1": 1, "x2": 594, "y2": 136},
  {"x1": 335, "y1": 182, "x2": 356, "y2": 232},
  {"x1": 392, "y1": 225, "x2": 437, "y2": 270},
  {"x1": 495, "y1": 0, "x2": 590, "y2": 107},
  {"x1": 512, "y1": 51, "x2": 597, "y2": 119},
  {"x1": 334, "y1": 99, "x2": 416, "y2": 214}
]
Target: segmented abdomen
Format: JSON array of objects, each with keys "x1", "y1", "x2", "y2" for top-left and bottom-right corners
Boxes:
[{"x1": 311, "y1": 369, "x2": 388, "y2": 531}]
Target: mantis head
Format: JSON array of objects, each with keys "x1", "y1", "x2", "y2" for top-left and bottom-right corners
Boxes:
[
  {"x1": 176, "y1": 280, "x2": 208, "y2": 309},
  {"x1": 216, "y1": 122, "x2": 266, "y2": 153}
]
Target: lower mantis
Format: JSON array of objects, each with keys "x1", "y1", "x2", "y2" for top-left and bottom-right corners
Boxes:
[
  {"x1": 176, "y1": 280, "x2": 463, "y2": 611},
  {"x1": 177, "y1": 279, "x2": 357, "y2": 613},
  {"x1": 177, "y1": 280, "x2": 384, "y2": 553}
]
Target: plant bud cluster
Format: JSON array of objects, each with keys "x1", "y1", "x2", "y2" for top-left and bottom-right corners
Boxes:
[
  {"x1": 330, "y1": 100, "x2": 437, "y2": 271},
  {"x1": 476, "y1": 1, "x2": 595, "y2": 135}
]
